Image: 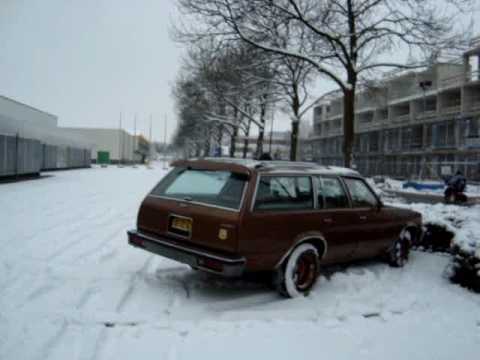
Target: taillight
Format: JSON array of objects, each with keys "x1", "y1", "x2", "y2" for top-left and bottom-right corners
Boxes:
[
  {"x1": 130, "y1": 235, "x2": 145, "y2": 248},
  {"x1": 198, "y1": 257, "x2": 223, "y2": 272}
]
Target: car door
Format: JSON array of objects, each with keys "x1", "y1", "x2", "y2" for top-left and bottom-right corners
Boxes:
[
  {"x1": 315, "y1": 176, "x2": 358, "y2": 264},
  {"x1": 239, "y1": 174, "x2": 320, "y2": 270},
  {"x1": 342, "y1": 177, "x2": 392, "y2": 259}
]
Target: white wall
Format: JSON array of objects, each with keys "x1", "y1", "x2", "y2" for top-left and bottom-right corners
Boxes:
[
  {"x1": 0, "y1": 95, "x2": 58, "y2": 129},
  {"x1": 0, "y1": 95, "x2": 92, "y2": 149},
  {"x1": 62, "y1": 128, "x2": 138, "y2": 162}
]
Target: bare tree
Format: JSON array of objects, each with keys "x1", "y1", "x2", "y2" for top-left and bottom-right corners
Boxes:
[
  {"x1": 187, "y1": 41, "x2": 278, "y2": 158},
  {"x1": 172, "y1": 41, "x2": 279, "y2": 158},
  {"x1": 175, "y1": 0, "x2": 473, "y2": 166}
]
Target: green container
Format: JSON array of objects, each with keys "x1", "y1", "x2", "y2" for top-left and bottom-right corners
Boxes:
[{"x1": 97, "y1": 151, "x2": 110, "y2": 165}]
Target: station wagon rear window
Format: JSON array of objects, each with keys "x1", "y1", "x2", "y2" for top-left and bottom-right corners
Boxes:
[{"x1": 150, "y1": 168, "x2": 247, "y2": 210}]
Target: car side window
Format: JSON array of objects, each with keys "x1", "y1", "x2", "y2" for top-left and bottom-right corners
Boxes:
[
  {"x1": 344, "y1": 178, "x2": 378, "y2": 208},
  {"x1": 255, "y1": 176, "x2": 313, "y2": 211},
  {"x1": 318, "y1": 177, "x2": 350, "y2": 209}
]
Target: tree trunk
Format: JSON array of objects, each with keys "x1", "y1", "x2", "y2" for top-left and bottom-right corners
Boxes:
[
  {"x1": 230, "y1": 126, "x2": 238, "y2": 158},
  {"x1": 290, "y1": 120, "x2": 299, "y2": 161},
  {"x1": 343, "y1": 87, "x2": 355, "y2": 168},
  {"x1": 204, "y1": 131, "x2": 211, "y2": 157},
  {"x1": 290, "y1": 86, "x2": 301, "y2": 161},
  {"x1": 243, "y1": 119, "x2": 251, "y2": 159},
  {"x1": 229, "y1": 107, "x2": 239, "y2": 157},
  {"x1": 256, "y1": 95, "x2": 268, "y2": 158},
  {"x1": 256, "y1": 129, "x2": 264, "y2": 159}
]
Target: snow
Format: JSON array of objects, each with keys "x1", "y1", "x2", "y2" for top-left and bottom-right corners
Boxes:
[
  {"x1": 382, "y1": 177, "x2": 480, "y2": 197},
  {"x1": 391, "y1": 202, "x2": 480, "y2": 258},
  {"x1": 1, "y1": 165, "x2": 480, "y2": 360},
  {"x1": 368, "y1": 177, "x2": 480, "y2": 258}
]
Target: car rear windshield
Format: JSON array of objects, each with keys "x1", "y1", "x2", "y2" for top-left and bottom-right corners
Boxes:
[{"x1": 150, "y1": 168, "x2": 247, "y2": 210}]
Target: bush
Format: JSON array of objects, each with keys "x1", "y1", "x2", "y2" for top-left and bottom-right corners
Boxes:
[
  {"x1": 447, "y1": 247, "x2": 480, "y2": 293},
  {"x1": 418, "y1": 223, "x2": 455, "y2": 253}
]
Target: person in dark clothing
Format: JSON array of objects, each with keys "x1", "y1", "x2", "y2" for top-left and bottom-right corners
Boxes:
[
  {"x1": 444, "y1": 170, "x2": 467, "y2": 203},
  {"x1": 259, "y1": 153, "x2": 272, "y2": 161}
]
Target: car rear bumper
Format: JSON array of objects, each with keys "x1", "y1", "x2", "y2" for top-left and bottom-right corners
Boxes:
[{"x1": 127, "y1": 229, "x2": 245, "y2": 277}]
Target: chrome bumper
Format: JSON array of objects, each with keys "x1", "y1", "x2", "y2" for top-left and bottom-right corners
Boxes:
[{"x1": 127, "y1": 229, "x2": 245, "y2": 277}]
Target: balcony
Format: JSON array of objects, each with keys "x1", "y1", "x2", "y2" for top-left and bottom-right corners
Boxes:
[
  {"x1": 466, "y1": 137, "x2": 480, "y2": 148},
  {"x1": 416, "y1": 109, "x2": 437, "y2": 119},
  {"x1": 393, "y1": 113, "x2": 411, "y2": 123},
  {"x1": 466, "y1": 70, "x2": 480, "y2": 83},
  {"x1": 439, "y1": 73, "x2": 465, "y2": 89},
  {"x1": 441, "y1": 105, "x2": 461, "y2": 114},
  {"x1": 465, "y1": 94, "x2": 480, "y2": 112}
]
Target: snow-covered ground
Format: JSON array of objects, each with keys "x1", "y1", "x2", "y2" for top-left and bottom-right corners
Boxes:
[
  {"x1": 1, "y1": 165, "x2": 480, "y2": 360},
  {"x1": 368, "y1": 177, "x2": 480, "y2": 258}
]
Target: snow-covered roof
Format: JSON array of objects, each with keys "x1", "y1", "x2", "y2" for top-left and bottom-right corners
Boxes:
[{"x1": 189, "y1": 158, "x2": 360, "y2": 176}]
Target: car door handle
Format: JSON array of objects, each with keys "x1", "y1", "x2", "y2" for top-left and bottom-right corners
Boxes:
[
  {"x1": 323, "y1": 218, "x2": 333, "y2": 224},
  {"x1": 359, "y1": 215, "x2": 367, "y2": 221}
]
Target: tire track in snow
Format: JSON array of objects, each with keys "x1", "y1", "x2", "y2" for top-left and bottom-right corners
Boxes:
[
  {"x1": 76, "y1": 282, "x2": 99, "y2": 310},
  {"x1": 23, "y1": 283, "x2": 58, "y2": 305},
  {"x1": 38, "y1": 207, "x2": 119, "y2": 263},
  {"x1": 88, "y1": 327, "x2": 108, "y2": 360},
  {"x1": 72, "y1": 226, "x2": 125, "y2": 264},
  {"x1": 115, "y1": 256, "x2": 154, "y2": 313},
  {"x1": 35, "y1": 321, "x2": 68, "y2": 360}
]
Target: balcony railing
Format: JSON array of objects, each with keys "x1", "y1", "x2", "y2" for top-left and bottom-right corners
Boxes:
[
  {"x1": 439, "y1": 70, "x2": 480, "y2": 87},
  {"x1": 466, "y1": 137, "x2": 480, "y2": 148},
  {"x1": 465, "y1": 95, "x2": 480, "y2": 111},
  {"x1": 440, "y1": 104, "x2": 461, "y2": 114},
  {"x1": 416, "y1": 109, "x2": 437, "y2": 119},
  {"x1": 440, "y1": 74, "x2": 464, "y2": 88},
  {"x1": 393, "y1": 114, "x2": 411, "y2": 122},
  {"x1": 466, "y1": 70, "x2": 480, "y2": 83}
]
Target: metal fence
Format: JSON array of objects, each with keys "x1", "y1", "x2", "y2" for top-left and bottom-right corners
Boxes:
[{"x1": 0, "y1": 133, "x2": 90, "y2": 178}]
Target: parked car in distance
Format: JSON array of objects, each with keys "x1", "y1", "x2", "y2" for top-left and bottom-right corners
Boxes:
[{"x1": 128, "y1": 158, "x2": 423, "y2": 297}]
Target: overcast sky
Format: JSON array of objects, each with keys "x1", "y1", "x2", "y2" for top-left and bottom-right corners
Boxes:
[
  {"x1": 0, "y1": 0, "x2": 183, "y2": 142},
  {"x1": 1, "y1": 0, "x2": 479, "y2": 142}
]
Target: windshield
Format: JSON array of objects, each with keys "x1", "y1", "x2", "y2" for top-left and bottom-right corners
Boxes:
[{"x1": 150, "y1": 168, "x2": 247, "y2": 210}]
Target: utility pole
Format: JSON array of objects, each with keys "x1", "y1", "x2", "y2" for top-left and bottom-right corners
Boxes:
[
  {"x1": 133, "y1": 113, "x2": 138, "y2": 168},
  {"x1": 118, "y1": 112, "x2": 123, "y2": 167},
  {"x1": 147, "y1": 114, "x2": 153, "y2": 169},
  {"x1": 163, "y1": 115, "x2": 168, "y2": 170}
]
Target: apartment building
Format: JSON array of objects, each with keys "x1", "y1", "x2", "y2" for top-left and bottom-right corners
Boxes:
[
  {"x1": 309, "y1": 40, "x2": 480, "y2": 180},
  {"x1": 233, "y1": 131, "x2": 291, "y2": 159}
]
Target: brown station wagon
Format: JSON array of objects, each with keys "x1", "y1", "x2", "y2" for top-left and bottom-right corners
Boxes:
[{"x1": 128, "y1": 159, "x2": 423, "y2": 297}]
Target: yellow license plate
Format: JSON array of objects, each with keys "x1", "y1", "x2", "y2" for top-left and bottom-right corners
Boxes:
[{"x1": 171, "y1": 217, "x2": 192, "y2": 232}]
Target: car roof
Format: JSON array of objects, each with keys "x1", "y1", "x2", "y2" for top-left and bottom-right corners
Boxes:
[{"x1": 171, "y1": 158, "x2": 361, "y2": 177}]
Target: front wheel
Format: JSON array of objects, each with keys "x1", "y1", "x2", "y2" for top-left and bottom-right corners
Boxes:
[{"x1": 274, "y1": 243, "x2": 320, "y2": 298}]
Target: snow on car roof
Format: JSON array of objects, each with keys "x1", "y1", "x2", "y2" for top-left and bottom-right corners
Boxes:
[{"x1": 188, "y1": 157, "x2": 360, "y2": 176}]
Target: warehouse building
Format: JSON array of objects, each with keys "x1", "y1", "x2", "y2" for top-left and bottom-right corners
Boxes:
[
  {"x1": 62, "y1": 127, "x2": 151, "y2": 164},
  {"x1": 0, "y1": 95, "x2": 91, "y2": 177},
  {"x1": 309, "y1": 38, "x2": 480, "y2": 180}
]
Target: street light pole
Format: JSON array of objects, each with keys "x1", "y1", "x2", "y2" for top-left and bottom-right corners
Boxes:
[{"x1": 163, "y1": 115, "x2": 168, "y2": 170}]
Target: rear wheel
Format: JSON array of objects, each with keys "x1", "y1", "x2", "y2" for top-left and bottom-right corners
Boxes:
[
  {"x1": 274, "y1": 243, "x2": 320, "y2": 298},
  {"x1": 388, "y1": 230, "x2": 411, "y2": 267}
]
